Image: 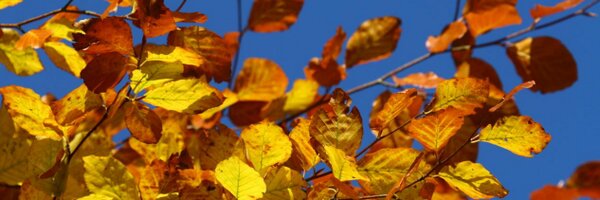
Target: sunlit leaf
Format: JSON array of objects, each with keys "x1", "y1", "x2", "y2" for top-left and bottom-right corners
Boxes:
[
  {"x1": 124, "y1": 101, "x2": 162, "y2": 144},
  {"x1": 489, "y1": 81, "x2": 535, "y2": 112},
  {"x1": 0, "y1": 0, "x2": 21, "y2": 10},
  {"x1": 531, "y1": 0, "x2": 584, "y2": 19},
  {"x1": 345, "y1": 16, "x2": 401, "y2": 68},
  {"x1": 478, "y1": 116, "x2": 551, "y2": 157},
  {"x1": 82, "y1": 155, "x2": 140, "y2": 199},
  {"x1": 215, "y1": 156, "x2": 266, "y2": 200},
  {"x1": 15, "y1": 29, "x2": 51, "y2": 49},
  {"x1": 234, "y1": 58, "x2": 288, "y2": 101},
  {"x1": 370, "y1": 89, "x2": 417, "y2": 132},
  {"x1": 81, "y1": 52, "x2": 129, "y2": 93},
  {"x1": 187, "y1": 124, "x2": 238, "y2": 170},
  {"x1": 0, "y1": 86, "x2": 61, "y2": 139},
  {"x1": 408, "y1": 108, "x2": 465, "y2": 152},
  {"x1": 392, "y1": 72, "x2": 445, "y2": 89},
  {"x1": 283, "y1": 79, "x2": 319, "y2": 114},
  {"x1": 262, "y1": 166, "x2": 307, "y2": 199},
  {"x1": 506, "y1": 37, "x2": 577, "y2": 93},
  {"x1": 73, "y1": 17, "x2": 133, "y2": 55},
  {"x1": 287, "y1": 118, "x2": 319, "y2": 171},
  {"x1": 0, "y1": 29, "x2": 44, "y2": 76},
  {"x1": 358, "y1": 148, "x2": 430, "y2": 194},
  {"x1": 143, "y1": 78, "x2": 223, "y2": 114},
  {"x1": 172, "y1": 11, "x2": 208, "y2": 23},
  {"x1": 143, "y1": 44, "x2": 205, "y2": 66},
  {"x1": 241, "y1": 121, "x2": 292, "y2": 174},
  {"x1": 130, "y1": 61, "x2": 185, "y2": 94},
  {"x1": 464, "y1": 0, "x2": 521, "y2": 36},
  {"x1": 429, "y1": 77, "x2": 489, "y2": 115},
  {"x1": 132, "y1": 0, "x2": 176, "y2": 38},
  {"x1": 43, "y1": 41, "x2": 86, "y2": 77},
  {"x1": 304, "y1": 57, "x2": 346, "y2": 87},
  {"x1": 198, "y1": 89, "x2": 239, "y2": 120},
  {"x1": 248, "y1": 0, "x2": 304, "y2": 32},
  {"x1": 41, "y1": 18, "x2": 84, "y2": 41},
  {"x1": 323, "y1": 145, "x2": 368, "y2": 181},
  {"x1": 51, "y1": 84, "x2": 103, "y2": 125},
  {"x1": 426, "y1": 21, "x2": 467, "y2": 53},
  {"x1": 322, "y1": 26, "x2": 346, "y2": 62},
  {"x1": 438, "y1": 161, "x2": 508, "y2": 199}
]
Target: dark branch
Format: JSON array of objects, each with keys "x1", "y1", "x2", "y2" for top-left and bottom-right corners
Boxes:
[{"x1": 228, "y1": 0, "x2": 247, "y2": 89}]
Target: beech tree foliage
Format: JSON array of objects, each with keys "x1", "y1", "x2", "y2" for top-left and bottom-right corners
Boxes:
[{"x1": 0, "y1": 0, "x2": 599, "y2": 199}]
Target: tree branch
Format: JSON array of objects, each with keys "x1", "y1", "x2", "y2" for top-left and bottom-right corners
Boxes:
[
  {"x1": 228, "y1": 0, "x2": 247, "y2": 89},
  {"x1": 0, "y1": 9, "x2": 100, "y2": 29},
  {"x1": 175, "y1": 0, "x2": 187, "y2": 12},
  {"x1": 453, "y1": 0, "x2": 461, "y2": 21}
]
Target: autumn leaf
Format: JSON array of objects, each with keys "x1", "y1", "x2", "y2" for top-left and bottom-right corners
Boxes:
[
  {"x1": 128, "y1": 108, "x2": 185, "y2": 163},
  {"x1": 0, "y1": 0, "x2": 21, "y2": 10},
  {"x1": 323, "y1": 145, "x2": 368, "y2": 182},
  {"x1": 80, "y1": 52, "x2": 129, "y2": 93},
  {"x1": 82, "y1": 155, "x2": 140, "y2": 199},
  {"x1": 489, "y1": 81, "x2": 535, "y2": 112},
  {"x1": 240, "y1": 121, "x2": 292, "y2": 174},
  {"x1": 41, "y1": 15, "x2": 84, "y2": 41},
  {"x1": 368, "y1": 90, "x2": 422, "y2": 151},
  {"x1": 198, "y1": 89, "x2": 239, "y2": 120},
  {"x1": 392, "y1": 72, "x2": 445, "y2": 89},
  {"x1": 168, "y1": 26, "x2": 232, "y2": 82},
  {"x1": 426, "y1": 21, "x2": 467, "y2": 53},
  {"x1": 43, "y1": 41, "x2": 87, "y2": 77},
  {"x1": 172, "y1": 11, "x2": 208, "y2": 23},
  {"x1": 531, "y1": 0, "x2": 584, "y2": 19},
  {"x1": 124, "y1": 101, "x2": 162, "y2": 144},
  {"x1": 345, "y1": 16, "x2": 402, "y2": 68},
  {"x1": 438, "y1": 161, "x2": 508, "y2": 199},
  {"x1": 248, "y1": 0, "x2": 304, "y2": 32},
  {"x1": 187, "y1": 124, "x2": 238, "y2": 170},
  {"x1": 14, "y1": 29, "x2": 51, "y2": 50},
  {"x1": 531, "y1": 185, "x2": 579, "y2": 200},
  {"x1": 437, "y1": 118, "x2": 479, "y2": 165},
  {"x1": 130, "y1": 61, "x2": 184, "y2": 94},
  {"x1": 234, "y1": 57, "x2": 288, "y2": 101},
  {"x1": 478, "y1": 115, "x2": 551, "y2": 157},
  {"x1": 429, "y1": 77, "x2": 489, "y2": 115},
  {"x1": 304, "y1": 57, "x2": 347, "y2": 87},
  {"x1": 73, "y1": 17, "x2": 133, "y2": 55},
  {"x1": 464, "y1": 0, "x2": 521, "y2": 36},
  {"x1": 455, "y1": 57, "x2": 503, "y2": 89},
  {"x1": 408, "y1": 108, "x2": 465, "y2": 152},
  {"x1": 506, "y1": 37, "x2": 577, "y2": 93},
  {"x1": 131, "y1": 0, "x2": 176, "y2": 38},
  {"x1": 138, "y1": 160, "x2": 170, "y2": 200},
  {"x1": 0, "y1": 29, "x2": 44, "y2": 76},
  {"x1": 263, "y1": 166, "x2": 307, "y2": 199},
  {"x1": 288, "y1": 118, "x2": 319, "y2": 171},
  {"x1": 143, "y1": 78, "x2": 223, "y2": 114},
  {"x1": 283, "y1": 79, "x2": 319, "y2": 114},
  {"x1": 51, "y1": 84, "x2": 103, "y2": 125},
  {"x1": 142, "y1": 44, "x2": 205, "y2": 66},
  {"x1": 0, "y1": 86, "x2": 62, "y2": 139},
  {"x1": 370, "y1": 89, "x2": 417, "y2": 132},
  {"x1": 215, "y1": 156, "x2": 267, "y2": 200}
]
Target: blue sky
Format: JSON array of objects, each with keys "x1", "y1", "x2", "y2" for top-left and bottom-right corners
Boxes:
[{"x1": 1, "y1": 0, "x2": 599, "y2": 199}]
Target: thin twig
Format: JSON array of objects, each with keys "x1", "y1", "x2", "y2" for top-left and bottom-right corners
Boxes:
[
  {"x1": 0, "y1": 9, "x2": 100, "y2": 29},
  {"x1": 61, "y1": 0, "x2": 75, "y2": 10},
  {"x1": 228, "y1": 0, "x2": 247, "y2": 89},
  {"x1": 453, "y1": 0, "x2": 461, "y2": 21},
  {"x1": 175, "y1": 0, "x2": 187, "y2": 12}
]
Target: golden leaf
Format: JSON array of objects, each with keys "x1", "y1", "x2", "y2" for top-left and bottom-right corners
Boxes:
[
  {"x1": 426, "y1": 21, "x2": 467, "y2": 53},
  {"x1": 438, "y1": 161, "x2": 508, "y2": 199},
  {"x1": 358, "y1": 148, "x2": 430, "y2": 194},
  {"x1": 43, "y1": 41, "x2": 86, "y2": 77},
  {"x1": 288, "y1": 118, "x2": 319, "y2": 171},
  {"x1": 0, "y1": 0, "x2": 21, "y2": 10},
  {"x1": 82, "y1": 155, "x2": 140, "y2": 199},
  {"x1": 241, "y1": 121, "x2": 292, "y2": 174},
  {"x1": 124, "y1": 101, "x2": 162, "y2": 144},
  {"x1": 248, "y1": 0, "x2": 304, "y2": 32},
  {"x1": 51, "y1": 84, "x2": 103, "y2": 125},
  {"x1": 429, "y1": 77, "x2": 489, "y2": 115},
  {"x1": 369, "y1": 89, "x2": 417, "y2": 132},
  {"x1": 478, "y1": 115, "x2": 551, "y2": 157},
  {"x1": 215, "y1": 156, "x2": 266, "y2": 200},
  {"x1": 187, "y1": 124, "x2": 238, "y2": 170},
  {"x1": 408, "y1": 108, "x2": 465, "y2": 152},
  {"x1": 345, "y1": 16, "x2": 401, "y2": 68},
  {"x1": 0, "y1": 29, "x2": 44, "y2": 76},
  {"x1": 0, "y1": 86, "x2": 61, "y2": 139},
  {"x1": 283, "y1": 79, "x2": 319, "y2": 114},
  {"x1": 323, "y1": 145, "x2": 368, "y2": 182},
  {"x1": 262, "y1": 167, "x2": 307, "y2": 199},
  {"x1": 464, "y1": 0, "x2": 521, "y2": 36},
  {"x1": 234, "y1": 58, "x2": 289, "y2": 102},
  {"x1": 531, "y1": 0, "x2": 584, "y2": 19},
  {"x1": 143, "y1": 78, "x2": 223, "y2": 114}
]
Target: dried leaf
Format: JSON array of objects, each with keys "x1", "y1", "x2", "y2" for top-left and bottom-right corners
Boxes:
[
  {"x1": 304, "y1": 57, "x2": 346, "y2": 87},
  {"x1": 248, "y1": 0, "x2": 304, "y2": 32},
  {"x1": 345, "y1": 16, "x2": 401, "y2": 68},
  {"x1": 172, "y1": 12, "x2": 208, "y2": 23},
  {"x1": 438, "y1": 161, "x2": 508, "y2": 199},
  {"x1": 234, "y1": 58, "x2": 289, "y2": 101},
  {"x1": 322, "y1": 26, "x2": 346, "y2": 62},
  {"x1": 408, "y1": 108, "x2": 465, "y2": 152},
  {"x1": 143, "y1": 78, "x2": 223, "y2": 114},
  {"x1": 478, "y1": 115, "x2": 551, "y2": 157},
  {"x1": 215, "y1": 156, "x2": 266, "y2": 200},
  {"x1": 124, "y1": 101, "x2": 162, "y2": 144},
  {"x1": 464, "y1": 0, "x2": 521, "y2": 36},
  {"x1": 426, "y1": 21, "x2": 467, "y2": 53},
  {"x1": 73, "y1": 17, "x2": 133, "y2": 55},
  {"x1": 393, "y1": 72, "x2": 445, "y2": 89},
  {"x1": 82, "y1": 155, "x2": 140, "y2": 199},
  {"x1": 531, "y1": 0, "x2": 584, "y2": 19},
  {"x1": 43, "y1": 41, "x2": 86, "y2": 77},
  {"x1": 241, "y1": 121, "x2": 292, "y2": 174},
  {"x1": 531, "y1": 185, "x2": 579, "y2": 200},
  {"x1": 0, "y1": 29, "x2": 44, "y2": 76},
  {"x1": 81, "y1": 52, "x2": 129, "y2": 93},
  {"x1": 429, "y1": 77, "x2": 489, "y2": 115},
  {"x1": 132, "y1": 0, "x2": 176, "y2": 38}
]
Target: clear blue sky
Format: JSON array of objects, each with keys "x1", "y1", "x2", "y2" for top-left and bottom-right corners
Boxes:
[{"x1": 1, "y1": 0, "x2": 599, "y2": 199}]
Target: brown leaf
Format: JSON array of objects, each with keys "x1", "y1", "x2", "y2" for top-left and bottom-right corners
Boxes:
[
  {"x1": 450, "y1": 31, "x2": 475, "y2": 65},
  {"x1": 304, "y1": 57, "x2": 346, "y2": 87},
  {"x1": 81, "y1": 52, "x2": 129, "y2": 93},
  {"x1": 228, "y1": 101, "x2": 268, "y2": 127},
  {"x1": 392, "y1": 72, "x2": 445, "y2": 89},
  {"x1": 345, "y1": 16, "x2": 402, "y2": 68},
  {"x1": 73, "y1": 17, "x2": 133, "y2": 55},
  {"x1": 455, "y1": 57, "x2": 503, "y2": 89},
  {"x1": 531, "y1": 0, "x2": 584, "y2": 19},
  {"x1": 248, "y1": 0, "x2": 304, "y2": 32},
  {"x1": 124, "y1": 101, "x2": 162, "y2": 144},
  {"x1": 172, "y1": 12, "x2": 208, "y2": 23},
  {"x1": 131, "y1": 0, "x2": 176, "y2": 38},
  {"x1": 426, "y1": 21, "x2": 467, "y2": 53},
  {"x1": 322, "y1": 26, "x2": 346, "y2": 62},
  {"x1": 567, "y1": 161, "x2": 600, "y2": 190},
  {"x1": 168, "y1": 26, "x2": 232, "y2": 82},
  {"x1": 464, "y1": 0, "x2": 521, "y2": 36},
  {"x1": 506, "y1": 37, "x2": 577, "y2": 93},
  {"x1": 531, "y1": 185, "x2": 579, "y2": 200},
  {"x1": 223, "y1": 32, "x2": 240, "y2": 56},
  {"x1": 14, "y1": 29, "x2": 52, "y2": 50}
]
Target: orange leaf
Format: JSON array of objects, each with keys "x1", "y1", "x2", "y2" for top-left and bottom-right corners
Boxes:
[
  {"x1": 506, "y1": 37, "x2": 577, "y2": 93},
  {"x1": 322, "y1": 26, "x2": 346, "y2": 62},
  {"x1": 304, "y1": 57, "x2": 346, "y2": 87},
  {"x1": 455, "y1": 57, "x2": 503, "y2": 89},
  {"x1": 408, "y1": 108, "x2": 465, "y2": 152},
  {"x1": 392, "y1": 72, "x2": 445, "y2": 89},
  {"x1": 567, "y1": 161, "x2": 600, "y2": 192},
  {"x1": 429, "y1": 77, "x2": 490, "y2": 115},
  {"x1": 489, "y1": 81, "x2": 534, "y2": 112},
  {"x1": 426, "y1": 21, "x2": 467, "y2": 53},
  {"x1": 369, "y1": 89, "x2": 417, "y2": 132},
  {"x1": 531, "y1": 0, "x2": 584, "y2": 19},
  {"x1": 248, "y1": 0, "x2": 304, "y2": 32},
  {"x1": 450, "y1": 31, "x2": 475, "y2": 65},
  {"x1": 124, "y1": 101, "x2": 162, "y2": 144},
  {"x1": 223, "y1": 32, "x2": 240, "y2": 56},
  {"x1": 131, "y1": 0, "x2": 176, "y2": 38},
  {"x1": 51, "y1": 84, "x2": 104, "y2": 125},
  {"x1": 531, "y1": 185, "x2": 579, "y2": 200},
  {"x1": 172, "y1": 11, "x2": 208, "y2": 23},
  {"x1": 234, "y1": 58, "x2": 288, "y2": 101},
  {"x1": 228, "y1": 101, "x2": 268, "y2": 126},
  {"x1": 436, "y1": 117, "x2": 479, "y2": 165},
  {"x1": 464, "y1": 0, "x2": 521, "y2": 37},
  {"x1": 73, "y1": 17, "x2": 133, "y2": 55},
  {"x1": 14, "y1": 29, "x2": 51, "y2": 50},
  {"x1": 345, "y1": 16, "x2": 401, "y2": 68},
  {"x1": 81, "y1": 52, "x2": 129, "y2": 93}
]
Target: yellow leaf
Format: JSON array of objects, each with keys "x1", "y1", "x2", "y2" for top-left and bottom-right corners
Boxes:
[
  {"x1": 143, "y1": 78, "x2": 223, "y2": 114},
  {"x1": 130, "y1": 61, "x2": 184, "y2": 94},
  {"x1": 0, "y1": 29, "x2": 44, "y2": 76},
  {"x1": 129, "y1": 109, "x2": 184, "y2": 163},
  {"x1": 429, "y1": 77, "x2": 489, "y2": 115},
  {"x1": 247, "y1": 0, "x2": 304, "y2": 33},
  {"x1": 310, "y1": 89, "x2": 363, "y2": 156},
  {"x1": 241, "y1": 121, "x2": 292, "y2": 174},
  {"x1": 51, "y1": 84, "x2": 103, "y2": 125},
  {"x1": 262, "y1": 166, "x2": 307, "y2": 199},
  {"x1": 438, "y1": 161, "x2": 508, "y2": 199},
  {"x1": 215, "y1": 156, "x2": 266, "y2": 200},
  {"x1": 198, "y1": 89, "x2": 239, "y2": 119},
  {"x1": 0, "y1": 86, "x2": 61, "y2": 139},
  {"x1": 408, "y1": 109, "x2": 465, "y2": 152},
  {"x1": 139, "y1": 160, "x2": 169, "y2": 200},
  {"x1": 478, "y1": 115, "x2": 551, "y2": 157},
  {"x1": 283, "y1": 79, "x2": 319, "y2": 114},
  {"x1": 0, "y1": 107, "x2": 33, "y2": 185},
  {"x1": 345, "y1": 16, "x2": 401, "y2": 68},
  {"x1": 288, "y1": 118, "x2": 319, "y2": 171},
  {"x1": 82, "y1": 155, "x2": 140, "y2": 199},
  {"x1": 143, "y1": 44, "x2": 205, "y2": 66},
  {"x1": 43, "y1": 41, "x2": 86, "y2": 77},
  {"x1": 41, "y1": 18, "x2": 84, "y2": 41},
  {"x1": 323, "y1": 145, "x2": 368, "y2": 182},
  {"x1": 392, "y1": 72, "x2": 446, "y2": 89},
  {"x1": 187, "y1": 124, "x2": 238, "y2": 170},
  {"x1": 369, "y1": 89, "x2": 417, "y2": 132},
  {"x1": 234, "y1": 58, "x2": 289, "y2": 101},
  {"x1": 0, "y1": 0, "x2": 22, "y2": 10},
  {"x1": 357, "y1": 148, "x2": 430, "y2": 194}
]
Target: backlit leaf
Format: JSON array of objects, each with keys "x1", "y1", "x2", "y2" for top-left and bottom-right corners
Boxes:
[
  {"x1": 124, "y1": 101, "x2": 162, "y2": 144},
  {"x1": 215, "y1": 156, "x2": 266, "y2": 200},
  {"x1": 323, "y1": 145, "x2": 368, "y2": 182},
  {"x1": 81, "y1": 52, "x2": 129, "y2": 93},
  {"x1": 437, "y1": 118, "x2": 479, "y2": 165},
  {"x1": 464, "y1": 0, "x2": 521, "y2": 36},
  {"x1": 479, "y1": 116, "x2": 551, "y2": 157},
  {"x1": 131, "y1": 0, "x2": 176, "y2": 38},
  {"x1": 531, "y1": 185, "x2": 579, "y2": 200},
  {"x1": 304, "y1": 57, "x2": 346, "y2": 87},
  {"x1": 41, "y1": 18, "x2": 84, "y2": 41},
  {"x1": 248, "y1": 0, "x2": 304, "y2": 32},
  {"x1": 172, "y1": 11, "x2": 208, "y2": 23},
  {"x1": 129, "y1": 108, "x2": 184, "y2": 163},
  {"x1": 168, "y1": 26, "x2": 232, "y2": 82},
  {"x1": 426, "y1": 21, "x2": 467, "y2": 53},
  {"x1": 288, "y1": 118, "x2": 319, "y2": 171},
  {"x1": 73, "y1": 17, "x2": 133, "y2": 55},
  {"x1": 82, "y1": 155, "x2": 140, "y2": 199},
  {"x1": 262, "y1": 166, "x2": 307, "y2": 199},
  {"x1": 14, "y1": 29, "x2": 51, "y2": 49},
  {"x1": 322, "y1": 26, "x2": 346, "y2": 62},
  {"x1": 0, "y1": 29, "x2": 44, "y2": 76},
  {"x1": 489, "y1": 81, "x2": 535, "y2": 112},
  {"x1": 408, "y1": 108, "x2": 465, "y2": 152},
  {"x1": 43, "y1": 41, "x2": 86, "y2": 77},
  {"x1": 438, "y1": 161, "x2": 508, "y2": 199},
  {"x1": 130, "y1": 61, "x2": 184, "y2": 94},
  {"x1": 370, "y1": 89, "x2": 417, "y2": 132},
  {"x1": 531, "y1": 0, "x2": 584, "y2": 19},
  {"x1": 51, "y1": 84, "x2": 103, "y2": 125},
  {"x1": 392, "y1": 72, "x2": 445, "y2": 89},
  {"x1": 143, "y1": 78, "x2": 223, "y2": 114},
  {"x1": 358, "y1": 148, "x2": 430, "y2": 194},
  {"x1": 143, "y1": 44, "x2": 205, "y2": 66},
  {"x1": 0, "y1": 0, "x2": 21, "y2": 9},
  {"x1": 198, "y1": 89, "x2": 239, "y2": 120},
  {"x1": 187, "y1": 124, "x2": 238, "y2": 170},
  {"x1": 283, "y1": 79, "x2": 319, "y2": 114},
  {"x1": 234, "y1": 58, "x2": 288, "y2": 101},
  {"x1": 241, "y1": 121, "x2": 292, "y2": 174},
  {"x1": 429, "y1": 77, "x2": 489, "y2": 115},
  {"x1": 506, "y1": 37, "x2": 577, "y2": 93},
  {"x1": 0, "y1": 86, "x2": 61, "y2": 139},
  {"x1": 345, "y1": 16, "x2": 401, "y2": 68}
]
